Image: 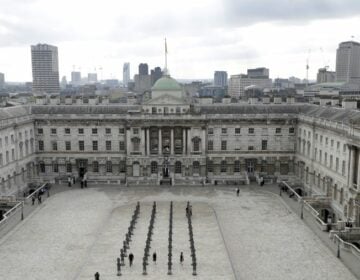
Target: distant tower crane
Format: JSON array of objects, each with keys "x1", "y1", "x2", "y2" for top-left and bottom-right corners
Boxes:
[{"x1": 306, "y1": 49, "x2": 311, "y2": 87}]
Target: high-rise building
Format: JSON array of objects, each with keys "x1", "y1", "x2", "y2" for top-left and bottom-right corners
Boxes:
[
  {"x1": 88, "y1": 73, "x2": 98, "y2": 83},
  {"x1": 123, "y1": 63, "x2": 130, "y2": 88},
  {"x1": 139, "y1": 63, "x2": 149, "y2": 75},
  {"x1": 71, "y1": 71, "x2": 81, "y2": 86},
  {"x1": 0, "y1": 73, "x2": 4, "y2": 89},
  {"x1": 151, "y1": 67, "x2": 162, "y2": 86},
  {"x1": 317, "y1": 68, "x2": 336, "y2": 83},
  {"x1": 214, "y1": 71, "x2": 228, "y2": 87},
  {"x1": 31, "y1": 44, "x2": 60, "y2": 94},
  {"x1": 247, "y1": 67, "x2": 269, "y2": 78},
  {"x1": 336, "y1": 41, "x2": 360, "y2": 82},
  {"x1": 60, "y1": 76, "x2": 67, "y2": 89}
]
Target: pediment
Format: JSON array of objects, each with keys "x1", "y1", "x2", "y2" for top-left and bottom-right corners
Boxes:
[{"x1": 144, "y1": 94, "x2": 186, "y2": 105}]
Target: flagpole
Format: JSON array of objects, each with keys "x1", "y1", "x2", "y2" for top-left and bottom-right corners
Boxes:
[{"x1": 165, "y1": 38, "x2": 168, "y2": 71}]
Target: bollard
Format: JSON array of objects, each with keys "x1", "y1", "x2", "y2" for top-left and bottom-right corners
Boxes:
[
  {"x1": 142, "y1": 262, "x2": 147, "y2": 275},
  {"x1": 94, "y1": 272, "x2": 100, "y2": 280},
  {"x1": 167, "y1": 262, "x2": 172, "y2": 275},
  {"x1": 192, "y1": 263, "x2": 197, "y2": 276},
  {"x1": 117, "y1": 257, "x2": 122, "y2": 276},
  {"x1": 120, "y1": 249, "x2": 125, "y2": 266}
]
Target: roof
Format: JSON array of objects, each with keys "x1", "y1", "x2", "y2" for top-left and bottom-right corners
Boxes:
[
  {"x1": 0, "y1": 105, "x2": 30, "y2": 121},
  {"x1": 152, "y1": 76, "x2": 182, "y2": 91}
]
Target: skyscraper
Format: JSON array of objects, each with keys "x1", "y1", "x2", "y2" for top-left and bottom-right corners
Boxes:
[
  {"x1": 31, "y1": 44, "x2": 60, "y2": 94},
  {"x1": 0, "y1": 73, "x2": 4, "y2": 89},
  {"x1": 336, "y1": 41, "x2": 360, "y2": 82},
  {"x1": 87, "y1": 73, "x2": 98, "y2": 83},
  {"x1": 71, "y1": 71, "x2": 81, "y2": 86},
  {"x1": 214, "y1": 71, "x2": 228, "y2": 87},
  {"x1": 139, "y1": 63, "x2": 149, "y2": 75},
  {"x1": 151, "y1": 67, "x2": 162, "y2": 85},
  {"x1": 123, "y1": 63, "x2": 130, "y2": 88}
]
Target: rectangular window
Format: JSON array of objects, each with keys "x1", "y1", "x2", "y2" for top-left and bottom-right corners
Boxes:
[
  {"x1": 248, "y1": 146, "x2": 254, "y2": 150},
  {"x1": 207, "y1": 160, "x2": 213, "y2": 172},
  {"x1": 234, "y1": 160, "x2": 240, "y2": 173},
  {"x1": 221, "y1": 128, "x2": 227, "y2": 134},
  {"x1": 336, "y1": 158, "x2": 339, "y2": 172},
  {"x1": 208, "y1": 140, "x2": 213, "y2": 151},
  {"x1": 248, "y1": 128, "x2": 254, "y2": 134},
  {"x1": 38, "y1": 140, "x2": 44, "y2": 151},
  {"x1": 37, "y1": 128, "x2": 43, "y2": 134},
  {"x1": 275, "y1": 128, "x2": 281, "y2": 134},
  {"x1": 315, "y1": 134, "x2": 318, "y2": 140},
  {"x1": 51, "y1": 128, "x2": 57, "y2": 134},
  {"x1": 52, "y1": 141, "x2": 57, "y2": 151},
  {"x1": 65, "y1": 128, "x2": 71, "y2": 134},
  {"x1": 330, "y1": 155, "x2": 333, "y2": 169},
  {"x1": 119, "y1": 141, "x2": 125, "y2": 151},
  {"x1": 79, "y1": 141, "x2": 84, "y2": 151},
  {"x1": 133, "y1": 128, "x2": 139, "y2": 134},
  {"x1": 342, "y1": 160, "x2": 346, "y2": 176},
  {"x1": 314, "y1": 148, "x2": 317, "y2": 161},
  {"x1": 119, "y1": 161, "x2": 126, "y2": 173},
  {"x1": 208, "y1": 128, "x2": 214, "y2": 135},
  {"x1": 319, "y1": 150, "x2": 322, "y2": 162},
  {"x1": 65, "y1": 141, "x2": 71, "y2": 151},
  {"x1": 343, "y1": 144, "x2": 346, "y2": 153},
  {"x1": 331, "y1": 139, "x2": 334, "y2": 147},
  {"x1": 106, "y1": 128, "x2": 111, "y2": 134},
  {"x1": 53, "y1": 163, "x2": 58, "y2": 173},
  {"x1": 78, "y1": 128, "x2": 84, "y2": 134},
  {"x1": 289, "y1": 127, "x2": 295, "y2": 134},
  {"x1": 119, "y1": 128, "x2": 125, "y2": 134},
  {"x1": 221, "y1": 140, "x2": 227, "y2": 151},
  {"x1": 320, "y1": 135, "x2": 323, "y2": 144},
  {"x1": 325, "y1": 137, "x2": 328, "y2": 145},
  {"x1": 106, "y1": 161, "x2": 112, "y2": 173},
  {"x1": 106, "y1": 141, "x2": 112, "y2": 151},
  {"x1": 92, "y1": 128, "x2": 98, "y2": 134},
  {"x1": 93, "y1": 161, "x2": 99, "y2": 173},
  {"x1": 337, "y1": 141, "x2": 340, "y2": 150},
  {"x1": 40, "y1": 162, "x2": 45, "y2": 173},
  {"x1": 93, "y1": 141, "x2": 98, "y2": 151},
  {"x1": 235, "y1": 128, "x2": 241, "y2": 134},
  {"x1": 261, "y1": 140, "x2": 267, "y2": 151},
  {"x1": 66, "y1": 163, "x2": 72, "y2": 172}
]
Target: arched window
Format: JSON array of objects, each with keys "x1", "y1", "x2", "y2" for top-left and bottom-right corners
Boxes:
[
  {"x1": 193, "y1": 161, "x2": 200, "y2": 174},
  {"x1": 221, "y1": 160, "x2": 227, "y2": 173},
  {"x1": 151, "y1": 161, "x2": 158, "y2": 174},
  {"x1": 175, "y1": 161, "x2": 182, "y2": 174}
]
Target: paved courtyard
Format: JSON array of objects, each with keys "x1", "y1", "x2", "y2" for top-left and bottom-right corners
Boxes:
[{"x1": 0, "y1": 185, "x2": 357, "y2": 280}]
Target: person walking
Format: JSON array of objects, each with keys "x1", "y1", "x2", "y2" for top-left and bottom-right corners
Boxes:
[
  {"x1": 31, "y1": 195, "x2": 36, "y2": 205},
  {"x1": 236, "y1": 188, "x2": 240, "y2": 196},
  {"x1": 68, "y1": 176, "x2": 72, "y2": 187},
  {"x1": 37, "y1": 193, "x2": 42, "y2": 204},
  {"x1": 72, "y1": 176, "x2": 75, "y2": 185},
  {"x1": 152, "y1": 252, "x2": 157, "y2": 264},
  {"x1": 180, "y1": 252, "x2": 184, "y2": 265},
  {"x1": 80, "y1": 179, "x2": 84, "y2": 189},
  {"x1": 129, "y1": 252, "x2": 134, "y2": 267}
]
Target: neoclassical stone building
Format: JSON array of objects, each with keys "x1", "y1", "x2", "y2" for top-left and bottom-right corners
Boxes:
[{"x1": 0, "y1": 74, "x2": 360, "y2": 225}]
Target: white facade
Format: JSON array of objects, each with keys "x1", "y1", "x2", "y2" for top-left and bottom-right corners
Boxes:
[
  {"x1": 229, "y1": 74, "x2": 272, "y2": 98},
  {"x1": 336, "y1": 41, "x2": 360, "y2": 82}
]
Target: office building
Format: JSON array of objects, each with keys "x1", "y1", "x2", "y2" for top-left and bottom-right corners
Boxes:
[
  {"x1": 336, "y1": 41, "x2": 360, "y2": 82},
  {"x1": 139, "y1": 63, "x2": 149, "y2": 75},
  {"x1": 317, "y1": 68, "x2": 336, "y2": 83},
  {"x1": 87, "y1": 73, "x2": 98, "y2": 83},
  {"x1": 214, "y1": 71, "x2": 228, "y2": 87},
  {"x1": 123, "y1": 63, "x2": 130, "y2": 88},
  {"x1": 71, "y1": 71, "x2": 81, "y2": 86}
]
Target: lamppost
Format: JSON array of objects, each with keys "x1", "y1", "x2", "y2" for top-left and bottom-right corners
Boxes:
[{"x1": 300, "y1": 198, "x2": 304, "y2": 220}]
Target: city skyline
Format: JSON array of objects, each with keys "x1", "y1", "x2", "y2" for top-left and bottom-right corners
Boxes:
[{"x1": 0, "y1": 0, "x2": 360, "y2": 82}]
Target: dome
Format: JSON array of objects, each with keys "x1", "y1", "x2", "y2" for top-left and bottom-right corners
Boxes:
[{"x1": 152, "y1": 76, "x2": 182, "y2": 91}]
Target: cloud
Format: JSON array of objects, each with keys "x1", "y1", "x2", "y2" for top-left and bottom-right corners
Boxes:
[{"x1": 223, "y1": 0, "x2": 360, "y2": 25}]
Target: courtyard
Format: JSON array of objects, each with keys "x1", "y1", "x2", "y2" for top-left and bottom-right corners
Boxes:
[{"x1": 0, "y1": 185, "x2": 357, "y2": 280}]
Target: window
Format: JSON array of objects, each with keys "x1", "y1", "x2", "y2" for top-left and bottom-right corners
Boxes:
[
  {"x1": 208, "y1": 128, "x2": 214, "y2": 135},
  {"x1": 92, "y1": 141, "x2": 98, "y2": 151},
  {"x1": 193, "y1": 161, "x2": 200, "y2": 174},
  {"x1": 275, "y1": 128, "x2": 281, "y2": 134},
  {"x1": 92, "y1": 128, "x2": 98, "y2": 134},
  {"x1": 331, "y1": 139, "x2": 334, "y2": 147},
  {"x1": 248, "y1": 146, "x2": 254, "y2": 151},
  {"x1": 289, "y1": 127, "x2": 295, "y2": 134},
  {"x1": 320, "y1": 135, "x2": 323, "y2": 144},
  {"x1": 175, "y1": 161, "x2": 182, "y2": 174},
  {"x1": 53, "y1": 163, "x2": 58, "y2": 173},
  {"x1": 314, "y1": 148, "x2": 317, "y2": 161},
  {"x1": 207, "y1": 140, "x2": 213, "y2": 151},
  {"x1": 132, "y1": 138, "x2": 140, "y2": 151},
  {"x1": 0, "y1": 153, "x2": 2, "y2": 166},
  {"x1": 66, "y1": 163, "x2": 72, "y2": 172},
  {"x1": 151, "y1": 161, "x2": 158, "y2": 174},
  {"x1": 37, "y1": 128, "x2": 43, "y2": 134},
  {"x1": 235, "y1": 128, "x2": 241, "y2": 134},
  {"x1": 193, "y1": 138, "x2": 200, "y2": 152},
  {"x1": 78, "y1": 128, "x2": 84, "y2": 134},
  {"x1": 119, "y1": 161, "x2": 126, "y2": 173},
  {"x1": 319, "y1": 150, "x2": 322, "y2": 162},
  {"x1": 119, "y1": 141, "x2": 125, "y2": 151},
  {"x1": 324, "y1": 152, "x2": 327, "y2": 165},
  {"x1": 106, "y1": 161, "x2": 112, "y2": 173},
  {"x1": 342, "y1": 160, "x2": 346, "y2": 176},
  {"x1": 248, "y1": 128, "x2": 254, "y2": 134},
  {"x1": 106, "y1": 141, "x2": 112, "y2": 151},
  {"x1": 39, "y1": 162, "x2": 45, "y2": 173},
  {"x1": 336, "y1": 158, "x2": 339, "y2": 172},
  {"x1": 65, "y1": 141, "x2": 71, "y2": 151},
  {"x1": 220, "y1": 160, "x2": 227, "y2": 173},
  {"x1": 261, "y1": 140, "x2": 267, "y2": 151},
  {"x1": 152, "y1": 107, "x2": 157, "y2": 114},
  {"x1": 38, "y1": 140, "x2": 44, "y2": 151},
  {"x1": 221, "y1": 140, "x2": 227, "y2": 151},
  {"x1": 106, "y1": 128, "x2": 111, "y2": 134},
  {"x1": 337, "y1": 141, "x2": 340, "y2": 150},
  {"x1": 234, "y1": 160, "x2": 240, "y2": 173},
  {"x1": 207, "y1": 160, "x2": 213, "y2": 172},
  {"x1": 343, "y1": 144, "x2": 346, "y2": 153},
  {"x1": 51, "y1": 128, "x2": 57, "y2": 134},
  {"x1": 330, "y1": 155, "x2": 333, "y2": 169},
  {"x1": 11, "y1": 149, "x2": 14, "y2": 160},
  {"x1": 119, "y1": 128, "x2": 125, "y2": 134},
  {"x1": 52, "y1": 141, "x2": 57, "y2": 151},
  {"x1": 315, "y1": 134, "x2": 318, "y2": 141},
  {"x1": 133, "y1": 128, "x2": 139, "y2": 134},
  {"x1": 221, "y1": 128, "x2": 227, "y2": 134},
  {"x1": 65, "y1": 128, "x2": 71, "y2": 134},
  {"x1": 92, "y1": 161, "x2": 99, "y2": 172},
  {"x1": 325, "y1": 137, "x2": 328, "y2": 145},
  {"x1": 79, "y1": 141, "x2": 84, "y2": 151}
]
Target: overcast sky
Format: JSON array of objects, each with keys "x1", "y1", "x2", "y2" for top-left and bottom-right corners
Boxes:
[{"x1": 1, "y1": 0, "x2": 360, "y2": 82}]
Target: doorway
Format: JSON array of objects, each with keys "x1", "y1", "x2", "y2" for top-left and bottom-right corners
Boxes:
[{"x1": 133, "y1": 163, "x2": 140, "y2": 177}]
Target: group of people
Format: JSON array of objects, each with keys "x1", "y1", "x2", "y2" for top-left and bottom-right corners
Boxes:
[
  {"x1": 67, "y1": 172, "x2": 88, "y2": 189},
  {"x1": 127, "y1": 251, "x2": 185, "y2": 267}
]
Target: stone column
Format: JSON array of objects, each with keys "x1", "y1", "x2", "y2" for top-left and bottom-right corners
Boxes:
[
  {"x1": 171, "y1": 128, "x2": 174, "y2": 155},
  {"x1": 187, "y1": 128, "x2": 191, "y2": 155},
  {"x1": 159, "y1": 128, "x2": 162, "y2": 155},
  {"x1": 202, "y1": 128, "x2": 206, "y2": 155},
  {"x1": 146, "y1": 128, "x2": 150, "y2": 156},
  {"x1": 183, "y1": 128, "x2": 186, "y2": 155},
  {"x1": 141, "y1": 128, "x2": 146, "y2": 155},
  {"x1": 349, "y1": 146, "x2": 355, "y2": 188},
  {"x1": 357, "y1": 147, "x2": 360, "y2": 190},
  {"x1": 126, "y1": 128, "x2": 131, "y2": 154}
]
